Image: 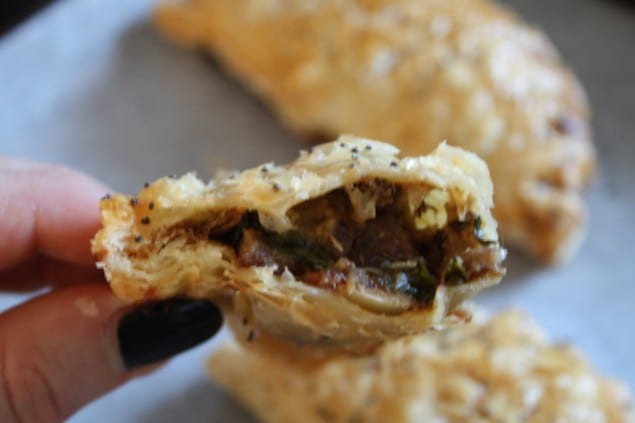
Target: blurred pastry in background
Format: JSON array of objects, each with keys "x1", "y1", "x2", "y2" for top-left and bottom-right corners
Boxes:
[
  {"x1": 92, "y1": 137, "x2": 505, "y2": 349},
  {"x1": 209, "y1": 310, "x2": 634, "y2": 423},
  {"x1": 154, "y1": 0, "x2": 595, "y2": 264}
]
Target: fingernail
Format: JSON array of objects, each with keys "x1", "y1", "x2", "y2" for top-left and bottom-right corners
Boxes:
[{"x1": 118, "y1": 298, "x2": 222, "y2": 370}]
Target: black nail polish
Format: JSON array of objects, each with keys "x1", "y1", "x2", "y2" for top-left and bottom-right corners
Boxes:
[{"x1": 118, "y1": 298, "x2": 222, "y2": 370}]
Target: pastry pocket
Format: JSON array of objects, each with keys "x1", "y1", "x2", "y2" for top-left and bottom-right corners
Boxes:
[
  {"x1": 93, "y1": 136, "x2": 505, "y2": 345},
  {"x1": 154, "y1": 0, "x2": 595, "y2": 264},
  {"x1": 208, "y1": 310, "x2": 634, "y2": 423}
]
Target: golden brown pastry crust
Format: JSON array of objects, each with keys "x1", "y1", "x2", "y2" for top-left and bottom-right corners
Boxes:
[
  {"x1": 209, "y1": 310, "x2": 634, "y2": 423},
  {"x1": 92, "y1": 136, "x2": 504, "y2": 346},
  {"x1": 154, "y1": 0, "x2": 595, "y2": 263}
]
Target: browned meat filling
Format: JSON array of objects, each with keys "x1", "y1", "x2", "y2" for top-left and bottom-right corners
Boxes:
[{"x1": 209, "y1": 179, "x2": 503, "y2": 307}]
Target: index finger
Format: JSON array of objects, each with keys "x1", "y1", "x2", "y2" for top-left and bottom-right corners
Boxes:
[{"x1": 0, "y1": 158, "x2": 110, "y2": 269}]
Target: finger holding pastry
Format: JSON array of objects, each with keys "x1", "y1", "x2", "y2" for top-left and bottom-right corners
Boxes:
[{"x1": 0, "y1": 159, "x2": 222, "y2": 422}]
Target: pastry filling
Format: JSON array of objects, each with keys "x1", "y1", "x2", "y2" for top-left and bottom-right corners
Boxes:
[{"x1": 205, "y1": 179, "x2": 504, "y2": 312}]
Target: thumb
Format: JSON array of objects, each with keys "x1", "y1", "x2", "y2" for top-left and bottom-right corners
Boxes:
[{"x1": 0, "y1": 284, "x2": 222, "y2": 422}]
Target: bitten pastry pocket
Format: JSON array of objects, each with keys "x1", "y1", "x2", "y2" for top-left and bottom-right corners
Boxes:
[{"x1": 93, "y1": 136, "x2": 505, "y2": 346}]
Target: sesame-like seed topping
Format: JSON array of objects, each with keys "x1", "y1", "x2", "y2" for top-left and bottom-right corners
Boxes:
[
  {"x1": 308, "y1": 146, "x2": 314, "y2": 153},
  {"x1": 143, "y1": 182, "x2": 150, "y2": 188},
  {"x1": 100, "y1": 193, "x2": 111, "y2": 201},
  {"x1": 168, "y1": 174, "x2": 177, "y2": 179},
  {"x1": 340, "y1": 142, "x2": 346, "y2": 147},
  {"x1": 140, "y1": 217, "x2": 151, "y2": 225},
  {"x1": 365, "y1": 145, "x2": 372, "y2": 151},
  {"x1": 260, "y1": 166, "x2": 268, "y2": 173},
  {"x1": 273, "y1": 183, "x2": 281, "y2": 191},
  {"x1": 390, "y1": 161, "x2": 398, "y2": 167},
  {"x1": 349, "y1": 162, "x2": 355, "y2": 168},
  {"x1": 148, "y1": 201, "x2": 154, "y2": 210},
  {"x1": 247, "y1": 330, "x2": 255, "y2": 342},
  {"x1": 351, "y1": 147, "x2": 359, "y2": 153},
  {"x1": 130, "y1": 198, "x2": 138, "y2": 206},
  {"x1": 134, "y1": 235, "x2": 143, "y2": 242}
]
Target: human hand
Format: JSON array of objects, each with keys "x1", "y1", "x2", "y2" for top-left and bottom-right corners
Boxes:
[{"x1": 0, "y1": 157, "x2": 222, "y2": 422}]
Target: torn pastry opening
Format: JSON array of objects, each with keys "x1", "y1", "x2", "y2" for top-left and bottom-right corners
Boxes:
[{"x1": 181, "y1": 178, "x2": 505, "y2": 314}]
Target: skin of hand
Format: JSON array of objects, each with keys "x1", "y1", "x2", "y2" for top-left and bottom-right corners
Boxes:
[{"x1": 0, "y1": 157, "x2": 222, "y2": 422}]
